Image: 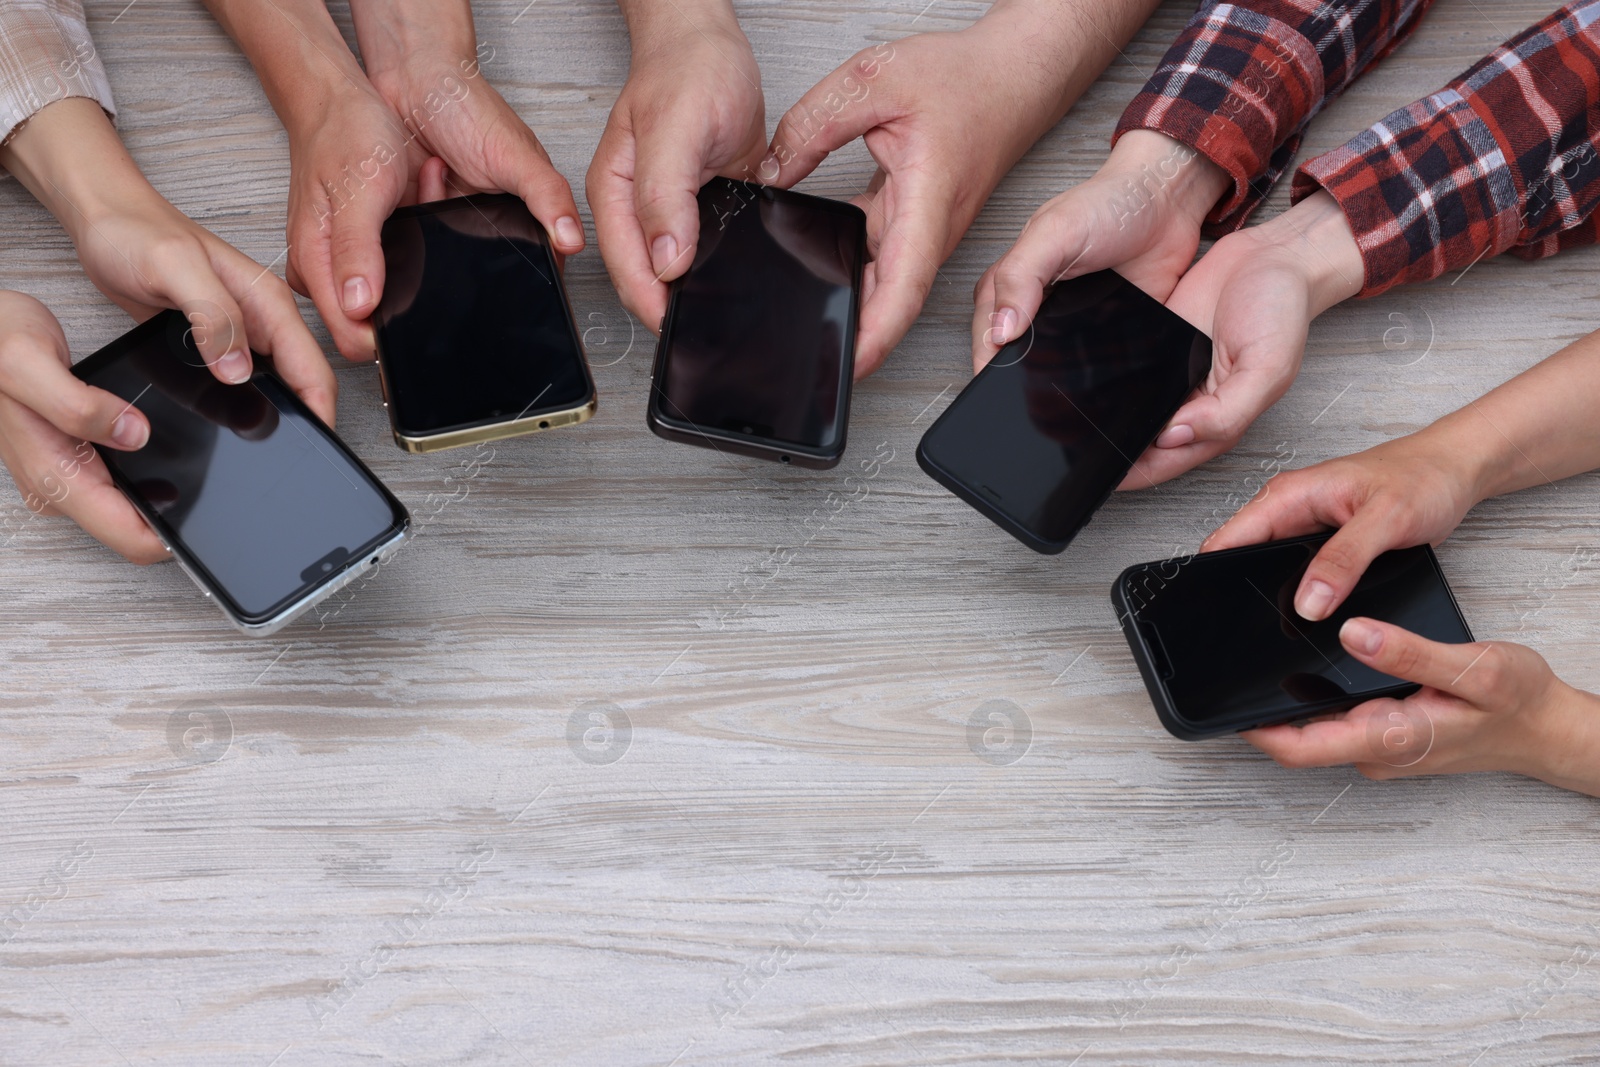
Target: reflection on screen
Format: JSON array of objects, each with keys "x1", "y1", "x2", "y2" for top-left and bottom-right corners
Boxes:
[
  {"x1": 922, "y1": 270, "x2": 1211, "y2": 545},
  {"x1": 1130, "y1": 539, "x2": 1473, "y2": 726},
  {"x1": 375, "y1": 194, "x2": 590, "y2": 436},
  {"x1": 656, "y1": 178, "x2": 863, "y2": 451},
  {"x1": 79, "y1": 313, "x2": 406, "y2": 621}
]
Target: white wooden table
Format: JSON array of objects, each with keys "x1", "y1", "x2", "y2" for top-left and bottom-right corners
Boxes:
[{"x1": 2, "y1": 2, "x2": 1597, "y2": 1063}]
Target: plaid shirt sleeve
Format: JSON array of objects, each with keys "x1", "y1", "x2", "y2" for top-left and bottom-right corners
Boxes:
[
  {"x1": 1294, "y1": 2, "x2": 1600, "y2": 297},
  {"x1": 1114, "y1": 0, "x2": 1437, "y2": 235},
  {"x1": 0, "y1": 0, "x2": 115, "y2": 151}
]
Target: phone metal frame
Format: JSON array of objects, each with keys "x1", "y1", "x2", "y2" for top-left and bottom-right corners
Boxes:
[
  {"x1": 916, "y1": 271, "x2": 1212, "y2": 554},
  {"x1": 647, "y1": 178, "x2": 866, "y2": 471},
  {"x1": 73, "y1": 314, "x2": 412, "y2": 636},
  {"x1": 372, "y1": 193, "x2": 598, "y2": 454},
  {"x1": 1111, "y1": 533, "x2": 1475, "y2": 740}
]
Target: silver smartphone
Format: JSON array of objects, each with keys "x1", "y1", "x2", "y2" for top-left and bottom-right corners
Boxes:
[{"x1": 72, "y1": 311, "x2": 410, "y2": 635}]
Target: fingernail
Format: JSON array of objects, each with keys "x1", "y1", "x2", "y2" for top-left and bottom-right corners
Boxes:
[
  {"x1": 650, "y1": 234, "x2": 679, "y2": 277},
  {"x1": 555, "y1": 216, "x2": 583, "y2": 249},
  {"x1": 993, "y1": 307, "x2": 1017, "y2": 345},
  {"x1": 341, "y1": 275, "x2": 373, "y2": 313},
  {"x1": 111, "y1": 412, "x2": 147, "y2": 449},
  {"x1": 1156, "y1": 424, "x2": 1195, "y2": 448},
  {"x1": 1341, "y1": 617, "x2": 1383, "y2": 656},
  {"x1": 216, "y1": 349, "x2": 251, "y2": 384},
  {"x1": 1296, "y1": 579, "x2": 1335, "y2": 621}
]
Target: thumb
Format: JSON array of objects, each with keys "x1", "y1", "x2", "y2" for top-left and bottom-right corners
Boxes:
[
  {"x1": 979, "y1": 205, "x2": 1102, "y2": 363},
  {"x1": 1295, "y1": 511, "x2": 1408, "y2": 621},
  {"x1": 632, "y1": 118, "x2": 716, "y2": 283},
  {"x1": 324, "y1": 181, "x2": 392, "y2": 350},
  {"x1": 764, "y1": 54, "x2": 884, "y2": 189}
]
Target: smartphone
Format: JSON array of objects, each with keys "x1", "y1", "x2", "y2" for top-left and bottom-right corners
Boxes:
[
  {"x1": 372, "y1": 193, "x2": 596, "y2": 452},
  {"x1": 647, "y1": 177, "x2": 867, "y2": 469},
  {"x1": 916, "y1": 270, "x2": 1212, "y2": 553},
  {"x1": 73, "y1": 310, "x2": 410, "y2": 635},
  {"x1": 1112, "y1": 534, "x2": 1475, "y2": 740}
]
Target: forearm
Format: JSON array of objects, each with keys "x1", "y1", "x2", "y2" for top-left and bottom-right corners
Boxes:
[
  {"x1": 1419, "y1": 329, "x2": 1600, "y2": 502},
  {"x1": 1520, "y1": 683, "x2": 1600, "y2": 798},
  {"x1": 0, "y1": 97, "x2": 160, "y2": 238},
  {"x1": 1119, "y1": 0, "x2": 1439, "y2": 233},
  {"x1": 348, "y1": 0, "x2": 477, "y2": 79},
  {"x1": 616, "y1": 0, "x2": 743, "y2": 50},
  {"x1": 201, "y1": 0, "x2": 367, "y2": 131},
  {"x1": 981, "y1": 0, "x2": 1160, "y2": 123}
]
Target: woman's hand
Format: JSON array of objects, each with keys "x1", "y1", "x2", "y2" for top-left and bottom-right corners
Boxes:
[
  {"x1": 0, "y1": 292, "x2": 168, "y2": 563},
  {"x1": 0, "y1": 97, "x2": 336, "y2": 423},
  {"x1": 1244, "y1": 619, "x2": 1600, "y2": 797},
  {"x1": 1204, "y1": 429, "x2": 1484, "y2": 621}
]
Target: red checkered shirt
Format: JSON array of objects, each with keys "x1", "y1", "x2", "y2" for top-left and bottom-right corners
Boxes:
[
  {"x1": 1118, "y1": 1, "x2": 1600, "y2": 296},
  {"x1": 1295, "y1": 2, "x2": 1600, "y2": 294},
  {"x1": 1115, "y1": 0, "x2": 1438, "y2": 235}
]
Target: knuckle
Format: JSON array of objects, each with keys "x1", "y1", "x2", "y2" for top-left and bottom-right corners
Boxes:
[
  {"x1": 59, "y1": 390, "x2": 101, "y2": 435},
  {"x1": 1386, "y1": 638, "x2": 1424, "y2": 679},
  {"x1": 145, "y1": 233, "x2": 203, "y2": 275},
  {"x1": 1471, "y1": 643, "x2": 1512, "y2": 696}
]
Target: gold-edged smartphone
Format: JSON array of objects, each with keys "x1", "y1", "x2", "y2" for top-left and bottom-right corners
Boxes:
[{"x1": 372, "y1": 193, "x2": 596, "y2": 453}]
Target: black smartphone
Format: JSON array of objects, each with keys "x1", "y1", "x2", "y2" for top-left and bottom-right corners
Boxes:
[
  {"x1": 373, "y1": 193, "x2": 596, "y2": 452},
  {"x1": 916, "y1": 270, "x2": 1212, "y2": 553},
  {"x1": 647, "y1": 177, "x2": 867, "y2": 469},
  {"x1": 73, "y1": 311, "x2": 410, "y2": 635},
  {"x1": 1112, "y1": 534, "x2": 1475, "y2": 740}
]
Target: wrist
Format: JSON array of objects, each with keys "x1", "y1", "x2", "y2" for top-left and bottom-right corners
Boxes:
[
  {"x1": 1106, "y1": 130, "x2": 1230, "y2": 231},
  {"x1": 1257, "y1": 191, "x2": 1364, "y2": 314},
  {"x1": 622, "y1": 0, "x2": 743, "y2": 56},
  {"x1": 351, "y1": 0, "x2": 477, "y2": 82},
  {"x1": 1515, "y1": 682, "x2": 1600, "y2": 796},
  {"x1": 0, "y1": 98, "x2": 163, "y2": 236}
]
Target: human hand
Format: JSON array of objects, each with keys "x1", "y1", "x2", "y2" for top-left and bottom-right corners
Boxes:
[
  {"x1": 1204, "y1": 429, "x2": 1487, "y2": 620},
  {"x1": 587, "y1": 3, "x2": 765, "y2": 332},
  {"x1": 1242, "y1": 618, "x2": 1600, "y2": 797},
  {"x1": 0, "y1": 98, "x2": 336, "y2": 423},
  {"x1": 972, "y1": 129, "x2": 1228, "y2": 370},
  {"x1": 767, "y1": 6, "x2": 1115, "y2": 378},
  {"x1": 0, "y1": 292, "x2": 168, "y2": 563},
  {"x1": 1118, "y1": 191, "x2": 1363, "y2": 489},
  {"x1": 289, "y1": 33, "x2": 583, "y2": 360}
]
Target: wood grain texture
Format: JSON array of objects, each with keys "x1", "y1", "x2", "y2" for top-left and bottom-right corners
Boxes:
[{"x1": 2, "y1": 2, "x2": 1599, "y2": 1064}]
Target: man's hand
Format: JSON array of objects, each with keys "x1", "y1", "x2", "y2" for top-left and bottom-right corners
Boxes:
[
  {"x1": 1123, "y1": 190, "x2": 1364, "y2": 489},
  {"x1": 973, "y1": 130, "x2": 1228, "y2": 370},
  {"x1": 1243, "y1": 619, "x2": 1600, "y2": 797},
  {"x1": 587, "y1": 2, "x2": 765, "y2": 332},
  {"x1": 767, "y1": 1, "x2": 1158, "y2": 378}
]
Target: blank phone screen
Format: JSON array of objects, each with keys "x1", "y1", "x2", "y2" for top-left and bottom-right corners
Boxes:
[
  {"x1": 918, "y1": 270, "x2": 1212, "y2": 550},
  {"x1": 653, "y1": 178, "x2": 865, "y2": 453},
  {"x1": 1121, "y1": 537, "x2": 1474, "y2": 729},
  {"x1": 374, "y1": 193, "x2": 591, "y2": 436},
  {"x1": 76, "y1": 312, "x2": 408, "y2": 623}
]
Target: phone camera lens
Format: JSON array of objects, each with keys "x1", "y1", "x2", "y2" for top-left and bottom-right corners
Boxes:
[
  {"x1": 539, "y1": 420, "x2": 550, "y2": 429},
  {"x1": 779, "y1": 455, "x2": 791, "y2": 464},
  {"x1": 742, "y1": 425, "x2": 753, "y2": 434},
  {"x1": 321, "y1": 561, "x2": 332, "y2": 573}
]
